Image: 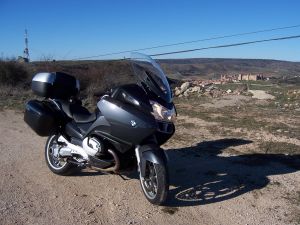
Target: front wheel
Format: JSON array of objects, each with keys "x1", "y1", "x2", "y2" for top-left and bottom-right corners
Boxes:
[{"x1": 139, "y1": 161, "x2": 169, "y2": 205}]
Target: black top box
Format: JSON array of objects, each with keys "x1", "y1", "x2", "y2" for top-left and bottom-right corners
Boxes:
[{"x1": 31, "y1": 72, "x2": 80, "y2": 99}]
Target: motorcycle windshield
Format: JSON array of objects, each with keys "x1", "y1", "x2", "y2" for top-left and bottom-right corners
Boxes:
[{"x1": 130, "y1": 53, "x2": 172, "y2": 103}]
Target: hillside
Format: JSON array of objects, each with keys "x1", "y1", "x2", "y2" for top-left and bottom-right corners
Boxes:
[
  {"x1": 30, "y1": 58, "x2": 300, "y2": 84},
  {"x1": 159, "y1": 58, "x2": 300, "y2": 80},
  {"x1": 1, "y1": 58, "x2": 300, "y2": 91}
]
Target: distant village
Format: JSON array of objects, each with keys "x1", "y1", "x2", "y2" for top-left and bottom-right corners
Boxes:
[
  {"x1": 189, "y1": 73, "x2": 269, "y2": 87},
  {"x1": 221, "y1": 73, "x2": 265, "y2": 82}
]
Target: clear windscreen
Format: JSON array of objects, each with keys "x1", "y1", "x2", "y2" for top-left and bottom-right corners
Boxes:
[{"x1": 130, "y1": 53, "x2": 172, "y2": 103}]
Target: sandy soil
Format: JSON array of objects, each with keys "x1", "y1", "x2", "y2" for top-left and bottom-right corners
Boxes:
[
  {"x1": 0, "y1": 110, "x2": 299, "y2": 225},
  {"x1": 248, "y1": 90, "x2": 275, "y2": 100}
]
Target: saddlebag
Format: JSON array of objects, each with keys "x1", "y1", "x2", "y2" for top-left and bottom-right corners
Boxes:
[{"x1": 24, "y1": 100, "x2": 57, "y2": 136}]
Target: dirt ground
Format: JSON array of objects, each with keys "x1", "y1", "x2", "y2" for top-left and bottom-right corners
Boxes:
[{"x1": 0, "y1": 94, "x2": 300, "y2": 225}]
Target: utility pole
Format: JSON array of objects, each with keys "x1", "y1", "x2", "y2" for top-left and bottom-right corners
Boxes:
[{"x1": 23, "y1": 29, "x2": 29, "y2": 62}]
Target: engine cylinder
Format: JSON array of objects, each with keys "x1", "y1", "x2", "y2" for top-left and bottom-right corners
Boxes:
[{"x1": 82, "y1": 137, "x2": 104, "y2": 156}]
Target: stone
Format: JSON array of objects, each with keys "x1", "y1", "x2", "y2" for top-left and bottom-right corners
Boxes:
[
  {"x1": 226, "y1": 89, "x2": 232, "y2": 94},
  {"x1": 180, "y1": 82, "x2": 190, "y2": 92},
  {"x1": 186, "y1": 87, "x2": 193, "y2": 92},
  {"x1": 183, "y1": 91, "x2": 189, "y2": 97},
  {"x1": 174, "y1": 89, "x2": 182, "y2": 96},
  {"x1": 190, "y1": 86, "x2": 201, "y2": 93}
]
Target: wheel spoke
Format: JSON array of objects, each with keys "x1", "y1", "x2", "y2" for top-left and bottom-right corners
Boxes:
[
  {"x1": 141, "y1": 162, "x2": 159, "y2": 199},
  {"x1": 47, "y1": 137, "x2": 67, "y2": 169}
]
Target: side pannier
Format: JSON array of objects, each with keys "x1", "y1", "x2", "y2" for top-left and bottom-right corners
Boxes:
[{"x1": 24, "y1": 100, "x2": 57, "y2": 136}]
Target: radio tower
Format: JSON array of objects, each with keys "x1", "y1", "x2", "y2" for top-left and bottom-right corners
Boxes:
[{"x1": 23, "y1": 29, "x2": 29, "y2": 62}]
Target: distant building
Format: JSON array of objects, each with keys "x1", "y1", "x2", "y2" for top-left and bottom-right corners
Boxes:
[
  {"x1": 220, "y1": 74, "x2": 235, "y2": 82},
  {"x1": 237, "y1": 74, "x2": 264, "y2": 81},
  {"x1": 17, "y1": 56, "x2": 29, "y2": 63}
]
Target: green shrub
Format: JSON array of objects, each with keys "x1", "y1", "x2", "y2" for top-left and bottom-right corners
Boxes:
[{"x1": 0, "y1": 61, "x2": 29, "y2": 85}]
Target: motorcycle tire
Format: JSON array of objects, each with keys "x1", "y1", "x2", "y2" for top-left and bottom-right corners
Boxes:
[{"x1": 139, "y1": 161, "x2": 169, "y2": 205}]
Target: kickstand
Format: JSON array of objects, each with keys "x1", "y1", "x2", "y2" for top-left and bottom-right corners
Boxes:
[{"x1": 118, "y1": 174, "x2": 131, "y2": 181}]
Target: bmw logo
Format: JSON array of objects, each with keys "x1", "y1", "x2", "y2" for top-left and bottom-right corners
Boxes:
[{"x1": 130, "y1": 120, "x2": 137, "y2": 127}]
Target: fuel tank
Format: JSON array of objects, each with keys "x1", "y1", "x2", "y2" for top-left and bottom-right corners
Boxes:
[{"x1": 94, "y1": 96, "x2": 157, "y2": 145}]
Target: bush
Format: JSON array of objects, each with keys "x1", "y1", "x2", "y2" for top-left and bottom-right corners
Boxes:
[{"x1": 0, "y1": 61, "x2": 29, "y2": 85}]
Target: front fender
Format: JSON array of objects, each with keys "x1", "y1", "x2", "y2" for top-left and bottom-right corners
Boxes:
[{"x1": 135, "y1": 144, "x2": 168, "y2": 177}]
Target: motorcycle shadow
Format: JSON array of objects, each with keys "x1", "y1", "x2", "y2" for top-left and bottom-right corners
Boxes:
[
  {"x1": 166, "y1": 138, "x2": 300, "y2": 207},
  {"x1": 70, "y1": 170, "x2": 104, "y2": 177}
]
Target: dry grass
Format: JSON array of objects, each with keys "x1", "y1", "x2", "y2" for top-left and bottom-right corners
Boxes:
[
  {"x1": 0, "y1": 85, "x2": 34, "y2": 111},
  {"x1": 0, "y1": 59, "x2": 137, "y2": 110},
  {"x1": 259, "y1": 141, "x2": 300, "y2": 154}
]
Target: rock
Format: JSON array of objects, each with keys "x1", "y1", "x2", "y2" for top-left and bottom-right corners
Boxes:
[
  {"x1": 178, "y1": 94, "x2": 183, "y2": 98},
  {"x1": 205, "y1": 85, "x2": 215, "y2": 92},
  {"x1": 183, "y1": 91, "x2": 189, "y2": 97},
  {"x1": 180, "y1": 82, "x2": 190, "y2": 92},
  {"x1": 190, "y1": 86, "x2": 201, "y2": 93},
  {"x1": 86, "y1": 210, "x2": 95, "y2": 215},
  {"x1": 174, "y1": 89, "x2": 182, "y2": 96},
  {"x1": 226, "y1": 89, "x2": 232, "y2": 94},
  {"x1": 186, "y1": 87, "x2": 193, "y2": 92}
]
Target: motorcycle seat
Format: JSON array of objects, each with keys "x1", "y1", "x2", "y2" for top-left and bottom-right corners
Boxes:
[
  {"x1": 71, "y1": 104, "x2": 97, "y2": 123},
  {"x1": 57, "y1": 100, "x2": 97, "y2": 123}
]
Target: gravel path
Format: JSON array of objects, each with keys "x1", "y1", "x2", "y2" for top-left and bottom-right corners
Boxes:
[{"x1": 0, "y1": 110, "x2": 299, "y2": 225}]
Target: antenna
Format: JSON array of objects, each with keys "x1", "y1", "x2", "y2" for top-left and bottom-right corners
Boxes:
[{"x1": 23, "y1": 29, "x2": 29, "y2": 61}]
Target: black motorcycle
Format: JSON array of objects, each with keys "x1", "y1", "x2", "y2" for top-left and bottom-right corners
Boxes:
[{"x1": 24, "y1": 53, "x2": 176, "y2": 205}]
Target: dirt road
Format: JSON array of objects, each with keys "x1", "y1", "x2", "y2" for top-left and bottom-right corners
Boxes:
[{"x1": 0, "y1": 110, "x2": 299, "y2": 225}]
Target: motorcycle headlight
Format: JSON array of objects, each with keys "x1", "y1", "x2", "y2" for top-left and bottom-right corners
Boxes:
[{"x1": 150, "y1": 100, "x2": 176, "y2": 122}]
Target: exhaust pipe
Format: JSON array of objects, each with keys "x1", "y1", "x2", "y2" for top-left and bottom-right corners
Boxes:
[{"x1": 90, "y1": 149, "x2": 120, "y2": 173}]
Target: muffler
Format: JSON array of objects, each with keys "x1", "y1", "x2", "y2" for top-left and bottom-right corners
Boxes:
[{"x1": 90, "y1": 149, "x2": 120, "y2": 173}]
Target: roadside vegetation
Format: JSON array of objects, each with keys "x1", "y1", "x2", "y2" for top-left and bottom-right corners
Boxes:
[{"x1": 0, "y1": 59, "x2": 135, "y2": 110}]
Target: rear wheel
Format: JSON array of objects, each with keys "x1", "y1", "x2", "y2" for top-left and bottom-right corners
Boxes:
[
  {"x1": 45, "y1": 134, "x2": 75, "y2": 175},
  {"x1": 140, "y1": 161, "x2": 169, "y2": 205}
]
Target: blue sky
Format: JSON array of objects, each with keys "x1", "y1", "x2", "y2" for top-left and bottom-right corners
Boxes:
[{"x1": 0, "y1": 0, "x2": 299, "y2": 61}]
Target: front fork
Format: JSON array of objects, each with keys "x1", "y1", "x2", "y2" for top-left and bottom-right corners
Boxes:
[{"x1": 135, "y1": 144, "x2": 168, "y2": 178}]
